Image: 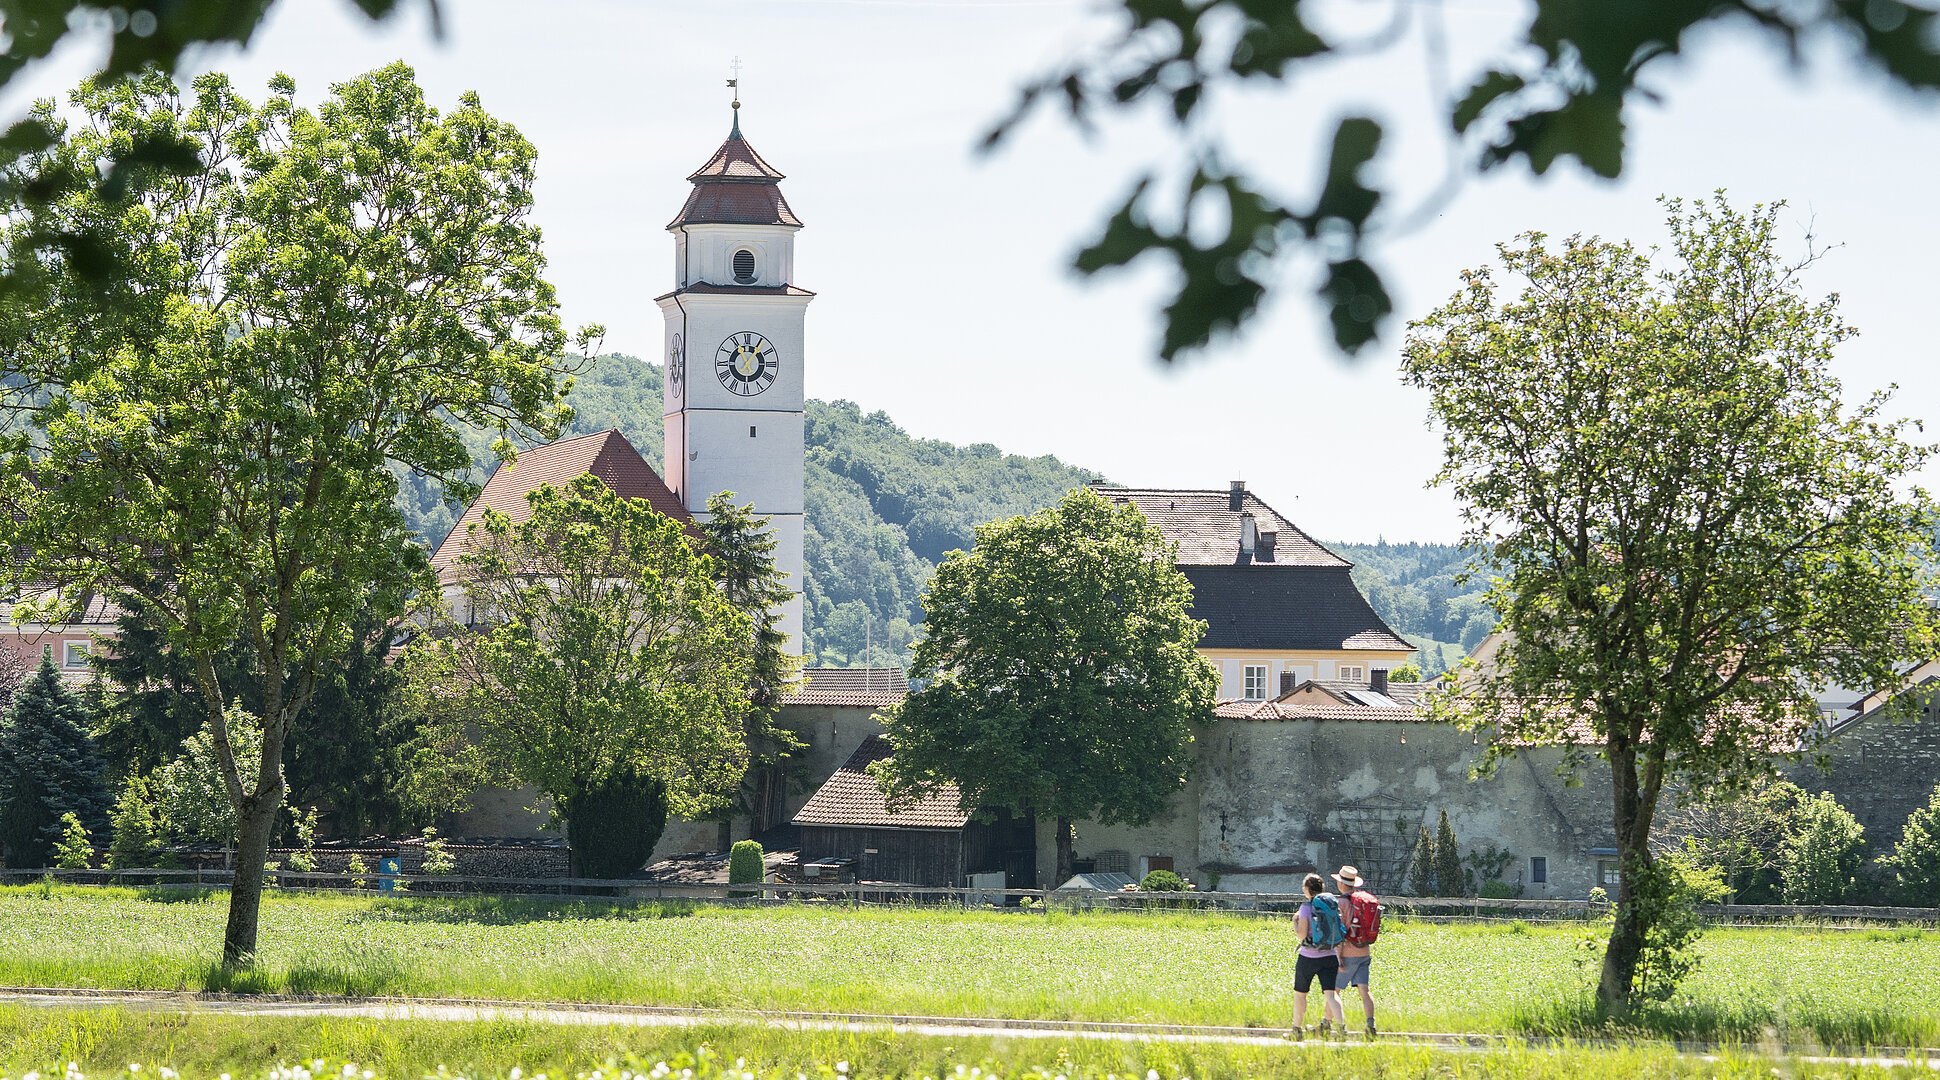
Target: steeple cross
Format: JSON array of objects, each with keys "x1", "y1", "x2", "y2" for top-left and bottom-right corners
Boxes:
[{"x1": 728, "y1": 57, "x2": 742, "y2": 109}]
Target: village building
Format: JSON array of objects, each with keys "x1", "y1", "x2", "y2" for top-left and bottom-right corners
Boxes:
[{"x1": 1790, "y1": 660, "x2": 1940, "y2": 854}]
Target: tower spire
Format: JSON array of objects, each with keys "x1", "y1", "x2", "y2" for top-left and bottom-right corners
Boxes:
[{"x1": 727, "y1": 56, "x2": 742, "y2": 137}]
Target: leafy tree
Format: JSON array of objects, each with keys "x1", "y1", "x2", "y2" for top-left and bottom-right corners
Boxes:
[
  {"x1": 992, "y1": 0, "x2": 1940, "y2": 359},
  {"x1": 1389, "y1": 661, "x2": 1422, "y2": 684},
  {"x1": 406, "y1": 475, "x2": 753, "y2": 878},
  {"x1": 0, "y1": 659, "x2": 111, "y2": 868},
  {"x1": 1433, "y1": 810, "x2": 1464, "y2": 898},
  {"x1": 1878, "y1": 784, "x2": 1940, "y2": 907},
  {"x1": 1406, "y1": 825, "x2": 1436, "y2": 897},
  {"x1": 51, "y1": 811, "x2": 93, "y2": 869},
  {"x1": 1404, "y1": 197, "x2": 1939, "y2": 1014},
  {"x1": 0, "y1": 66, "x2": 581, "y2": 965},
  {"x1": 1655, "y1": 776, "x2": 1804, "y2": 904},
  {"x1": 96, "y1": 605, "x2": 415, "y2": 836},
  {"x1": 153, "y1": 708, "x2": 280, "y2": 847},
  {"x1": 1632, "y1": 852, "x2": 1729, "y2": 1002},
  {"x1": 876, "y1": 488, "x2": 1217, "y2": 885},
  {"x1": 106, "y1": 774, "x2": 165, "y2": 870},
  {"x1": 1780, "y1": 792, "x2": 1868, "y2": 904}
]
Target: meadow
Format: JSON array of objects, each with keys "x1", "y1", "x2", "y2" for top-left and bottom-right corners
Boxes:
[
  {"x1": 0, "y1": 1008, "x2": 1919, "y2": 1080},
  {"x1": 0, "y1": 886, "x2": 1933, "y2": 1049}
]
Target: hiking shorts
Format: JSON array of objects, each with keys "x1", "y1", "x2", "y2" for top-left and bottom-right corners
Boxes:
[
  {"x1": 1294, "y1": 953, "x2": 1339, "y2": 993},
  {"x1": 1339, "y1": 954, "x2": 1371, "y2": 988}
]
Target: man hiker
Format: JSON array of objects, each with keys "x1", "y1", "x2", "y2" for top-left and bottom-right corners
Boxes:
[
  {"x1": 1333, "y1": 863, "x2": 1381, "y2": 1038},
  {"x1": 1290, "y1": 871, "x2": 1347, "y2": 1039}
]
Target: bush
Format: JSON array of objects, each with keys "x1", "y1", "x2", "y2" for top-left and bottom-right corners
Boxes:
[
  {"x1": 1633, "y1": 852, "x2": 1728, "y2": 1001},
  {"x1": 1780, "y1": 791, "x2": 1867, "y2": 904},
  {"x1": 51, "y1": 811, "x2": 93, "y2": 869},
  {"x1": 562, "y1": 769, "x2": 669, "y2": 879},
  {"x1": 1878, "y1": 784, "x2": 1940, "y2": 906},
  {"x1": 1138, "y1": 869, "x2": 1188, "y2": 892},
  {"x1": 347, "y1": 852, "x2": 370, "y2": 889},
  {"x1": 286, "y1": 806, "x2": 320, "y2": 873},
  {"x1": 1477, "y1": 878, "x2": 1521, "y2": 899},
  {"x1": 420, "y1": 826, "x2": 456, "y2": 876},
  {"x1": 106, "y1": 774, "x2": 165, "y2": 870},
  {"x1": 728, "y1": 839, "x2": 764, "y2": 897}
]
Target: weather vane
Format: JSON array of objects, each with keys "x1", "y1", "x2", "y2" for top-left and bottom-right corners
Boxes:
[{"x1": 728, "y1": 56, "x2": 742, "y2": 112}]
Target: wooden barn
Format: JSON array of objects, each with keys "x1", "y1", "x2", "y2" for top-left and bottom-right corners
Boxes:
[{"x1": 792, "y1": 735, "x2": 1035, "y2": 888}]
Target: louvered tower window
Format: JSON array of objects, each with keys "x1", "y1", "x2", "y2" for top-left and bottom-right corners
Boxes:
[{"x1": 733, "y1": 249, "x2": 756, "y2": 283}]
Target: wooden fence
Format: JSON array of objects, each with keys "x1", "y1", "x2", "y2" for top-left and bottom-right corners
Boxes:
[{"x1": 3, "y1": 867, "x2": 1937, "y2": 926}]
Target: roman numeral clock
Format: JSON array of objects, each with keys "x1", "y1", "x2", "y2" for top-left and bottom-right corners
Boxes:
[{"x1": 656, "y1": 101, "x2": 812, "y2": 650}]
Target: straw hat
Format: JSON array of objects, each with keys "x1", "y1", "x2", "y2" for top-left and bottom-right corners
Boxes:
[{"x1": 1331, "y1": 864, "x2": 1364, "y2": 889}]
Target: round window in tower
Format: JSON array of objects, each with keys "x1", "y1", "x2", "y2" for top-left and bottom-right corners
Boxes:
[{"x1": 733, "y1": 249, "x2": 757, "y2": 284}]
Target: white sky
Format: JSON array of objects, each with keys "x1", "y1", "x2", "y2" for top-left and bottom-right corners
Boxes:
[{"x1": 5, "y1": 0, "x2": 1938, "y2": 542}]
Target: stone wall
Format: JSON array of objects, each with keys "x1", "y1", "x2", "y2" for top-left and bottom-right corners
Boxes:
[
  {"x1": 1790, "y1": 689, "x2": 1940, "y2": 853},
  {"x1": 1039, "y1": 716, "x2": 1617, "y2": 898}
]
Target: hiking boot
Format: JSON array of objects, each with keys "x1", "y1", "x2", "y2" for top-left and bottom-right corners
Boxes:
[
  {"x1": 1316, "y1": 1020, "x2": 1333, "y2": 1038},
  {"x1": 1286, "y1": 1026, "x2": 1303, "y2": 1042},
  {"x1": 1365, "y1": 1020, "x2": 1378, "y2": 1040}
]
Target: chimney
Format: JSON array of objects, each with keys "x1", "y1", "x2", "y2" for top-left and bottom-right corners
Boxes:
[
  {"x1": 1228, "y1": 479, "x2": 1245, "y2": 512},
  {"x1": 1258, "y1": 529, "x2": 1277, "y2": 560},
  {"x1": 1371, "y1": 668, "x2": 1389, "y2": 695},
  {"x1": 1239, "y1": 511, "x2": 1257, "y2": 557},
  {"x1": 1279, "y1": 670, "x2": 1297, "y2": 696}
]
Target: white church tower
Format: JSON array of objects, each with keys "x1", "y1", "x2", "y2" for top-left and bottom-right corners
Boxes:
[{"x1": 658, "y1": 100, "x2": 810, "y2": 648}]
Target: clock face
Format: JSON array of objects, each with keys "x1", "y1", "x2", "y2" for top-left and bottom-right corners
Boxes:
[
  {"x1": 667, "y1": 333, "x2": 684, "y2": 397},
  {"x1": 716, "y1": 331, "x2": 780, "y2": 396}
]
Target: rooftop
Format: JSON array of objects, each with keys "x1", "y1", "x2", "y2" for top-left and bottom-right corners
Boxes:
[
  {"x1": 792, "y1": 735, "x2": 969, "y2": 830},
  {"x1": 1101, "y1": 484, "x2": 1347, "y2": 568}
]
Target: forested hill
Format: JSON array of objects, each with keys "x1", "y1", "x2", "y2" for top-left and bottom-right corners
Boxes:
[
  {"x1": 395, "y1": 353, "x2": 1104, "y2": 667},
  {"x1": 397, "y1": 353, "x2": 1490, "y2": 671}
]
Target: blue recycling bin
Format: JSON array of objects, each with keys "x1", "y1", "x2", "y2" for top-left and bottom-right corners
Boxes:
[{"x1": 378, "y1": 857, "x2": 400, "y2": 893}]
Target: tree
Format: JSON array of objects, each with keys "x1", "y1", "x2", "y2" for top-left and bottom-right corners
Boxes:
[
  {"x1": 406, "y1": 475, "x2": 753, "y2": 878},
  {"x1": 698, "y1": 491, "x2": 805, "y2": 830},
  {"x1": 1655, "y1": 776, "x2": 1804, "y2": 904},
  {"x1": 0, "y1": 659, "x2": 111, "y2": 868},
  {"x1": 875, "y1": 487, "x2": 1218, "y2": 885},
  {"x1": 106, "y1": 774, "x2": 165, "y2": 870},
  {"x1": 152, "y1": 709, "x2": 279, "y2": 847},
  {"x1": 1879, "y1": 785, "x2": 1940, "y2": 907},
  {"x1": 993, "y1": 2, "x2": 1940, "y2": 359},
  {"x1": 1433, "y1": 810, "x2": 1464, "y2": 898},
  {"x1": 1403, "y1": 197, "x2": 1939, "y2": 1015},
  {"x1": 1779, "y1": 792, "x2": 1867, "y2": 904},
  {"x1": 1406, "y1": 825, "x2": 1436, "y2": 897},
  {"x1": 0, "y1": 66, "x2": 582, "y2": 965}
]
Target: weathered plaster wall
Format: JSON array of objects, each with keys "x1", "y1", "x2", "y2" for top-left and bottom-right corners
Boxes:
[
  {"x1": 773, "y1": 702, "x2": 887, "y2": 821},
  {"x1": 1044, "y1": 717, "x2": 1616, "y2": 898},
  {"x1": 1790, "y1": 692, "x2": 1940, "y2": 853}
]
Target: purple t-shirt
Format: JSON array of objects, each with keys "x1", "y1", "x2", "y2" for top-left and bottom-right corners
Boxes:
[{"x1": 1296, "y1": 900, "x2": 1335, "y2": 959}]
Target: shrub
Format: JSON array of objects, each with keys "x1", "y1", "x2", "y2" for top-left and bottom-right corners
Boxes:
[
  {"x1": 51, "y1": 811, "x2": 93, "y2": 869},
  {"x1": 1434, "y1": 810, "x2": 1464, "y2": 896},
  {"x1": 1780, "y1": 791, "x2": 1867, "y2": 904},
  {"x1": 561, "y1": 768, "x2": 669, "y2": 879},
  {"x1": 1477, "y1": 878, "x2": 1521, "y2": 899},
  {"x1": 728, "y1": 839, "x2": 764, "y2": 896},
  {"x1": 1407, "y1": 825, "x2": 1436, "y2": 895},
  {"x1": 420, "y1": 826, "x2": 457, "y2": 876},
  {"x1": 286, "y1": 806, "x2": 320, "y2": 873},
  {"x1": 347, "y1": 852, "x2": 370, "y2": 889},
  {"x1": 1139, "y1": 869, "x2": 1188, "y2": 892},
  {"x1": 1632, "y1": 851, "x2": 1728, "y2": 1001},
  {"x1": 1873, "y1": 783, "x2": 1940, "y2": 907},
  {"x1": 106, "y1": 774, "x2": 165, "y2": 870}
]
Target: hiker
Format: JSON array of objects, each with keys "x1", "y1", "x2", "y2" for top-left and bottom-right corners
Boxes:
[
  {"x1": 1290, "y1": 871, "x2": 1347, "y2": 1039},
  {"x1": 1333, "y1": 863, "x2": 1382, "y2": 1038}
]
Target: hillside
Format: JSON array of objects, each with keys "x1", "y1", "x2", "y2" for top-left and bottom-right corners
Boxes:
[
  {"x1": 397, "y1": 354, "x2": 1103, "y2": 667},
  {"x1": 1330, "y1": 541, "x2": 1494, "y2": 676}
]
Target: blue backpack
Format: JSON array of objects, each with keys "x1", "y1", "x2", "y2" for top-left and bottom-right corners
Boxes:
[{"x1": 1307, "y1": 893, "x2": 1348, "y2": 949}]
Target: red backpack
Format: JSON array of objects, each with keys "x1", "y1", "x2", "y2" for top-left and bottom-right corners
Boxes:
[{"x1": 1343, "y1": 889, "x2": 1382, "y2": 946}]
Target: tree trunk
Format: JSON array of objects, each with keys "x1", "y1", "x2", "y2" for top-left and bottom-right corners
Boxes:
[
  {"x1": 221, "y1": 793, "x2": 280, "y2": 967},
  {"x1": 1597, "y1": 744, "x2": 1651, "y2": 1017},
  {"x1": 1055, "y1": 816, "x2": 1075, "y2": 886}
]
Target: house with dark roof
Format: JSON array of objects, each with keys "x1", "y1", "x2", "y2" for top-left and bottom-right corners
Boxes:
[{"x1": 1101, "y1": 482, "x2": 1415, "y2": 702}]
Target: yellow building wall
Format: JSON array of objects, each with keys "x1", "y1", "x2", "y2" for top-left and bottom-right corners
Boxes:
[{"x1": 1200, "y1": 648, "x2": 1415, "y2": 700}]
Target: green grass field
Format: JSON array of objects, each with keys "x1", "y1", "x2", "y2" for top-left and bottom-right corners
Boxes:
[
  {"x1": 0, "y1": 1008, "x2": 1916, "y2": 1080},
  {"x1": 0, "y1": 886, "x2": 1933, "y2": 1048}
]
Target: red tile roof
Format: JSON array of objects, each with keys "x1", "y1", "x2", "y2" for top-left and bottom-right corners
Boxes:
[
  {"x1": 781, "y1": 667, "x2": 908, "y2": 708},
  {"x1": 686, "y1": 129, "x2": 787, "y2": 181},
  {"x1": 1101, "y1": 486, "x2": 1348, "y2": 568},
  {"x1": 666, "y1": 122, "x2": 803, "y2": 229},
  {"x1": 429, "y1": 430, "x2": 692, "y2": 577},
  {"x1": 792, "y1": 735, "x2": 970, "y2": 830}
]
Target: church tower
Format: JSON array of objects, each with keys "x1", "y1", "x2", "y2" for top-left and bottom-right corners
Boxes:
[{"x1": 659, "y1": 102, "x2": 810, "y2": 648}]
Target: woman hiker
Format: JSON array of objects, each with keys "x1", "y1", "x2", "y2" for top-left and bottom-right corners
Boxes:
[{"x1": 1290, "y1": 871, "x2": 1348, "y2": 1039}]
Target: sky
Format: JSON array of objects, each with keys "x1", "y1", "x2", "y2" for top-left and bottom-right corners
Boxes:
[{"x1": 4, "y1": 0, "x2": 1938, "y2": 542}]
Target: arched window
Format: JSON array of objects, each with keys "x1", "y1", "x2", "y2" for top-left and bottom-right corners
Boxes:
[{"x1": 733, "y1": 249, "x2": 756, "y2": 284}]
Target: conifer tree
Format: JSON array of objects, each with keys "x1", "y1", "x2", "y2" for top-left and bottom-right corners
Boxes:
[
  {"x1": 0, "y1": 659, "x2": 111, "y2": 868},
  {"x1": 1434, "y1": 809, "x2": 1465, "y2": 897},
  {"x1": 1407, "y1": 825, "x2": 1437, "y2": 896},
  {"x1": 106, "y1": 774, "x2": 165, "y2": 870}
]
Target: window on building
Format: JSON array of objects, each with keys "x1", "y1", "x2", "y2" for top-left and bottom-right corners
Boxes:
[
  {"x1": 750, "y1": 425, "x2": 758, "y2": 438},
  {"x1": 63, "y1": 641, "x2": 90, "y2": 668},
  {"x1": 733, "y1": 249, "x2": 756, "y2": 283},
  {"x1": 1339, "y1": 664, "x2": 1366, "y2": 682},
  {"x1": 1243, "y1": 664, "x2": 1268, "y2": 700},
  {"x1": 1530, "y1": 856, "x2": 1548, "y2": 884},
  {"x1": 1598, "y1": 859, "x2": 1620, "y2": 887}
]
